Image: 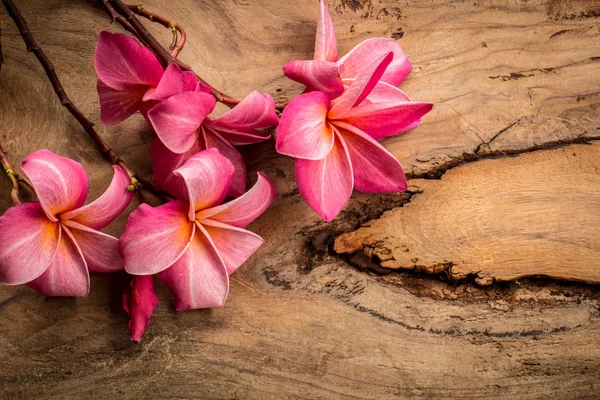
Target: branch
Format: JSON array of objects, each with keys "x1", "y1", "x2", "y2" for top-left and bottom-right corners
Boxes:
[
  {"x1": 127, "y1": 4, "x2": 186, "y2": 57},
  {"x1": 1, "y1": 0, "x2": 168, "y2": 198}
]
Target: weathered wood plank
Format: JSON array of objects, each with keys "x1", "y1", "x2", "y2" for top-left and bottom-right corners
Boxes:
[{"x1": 1, "y1": 0, "x2": 599, "y2": 399}]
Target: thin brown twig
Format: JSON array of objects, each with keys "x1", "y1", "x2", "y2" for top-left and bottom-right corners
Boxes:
[
  {"x1": 1, "y1": 0, "x2": 170, "y2": 199},
  {"x1": 127, "y1": 4, "x2": 186, "y2": 57}
]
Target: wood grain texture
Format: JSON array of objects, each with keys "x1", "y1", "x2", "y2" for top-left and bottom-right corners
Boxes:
[{"x1": 1, "y1": 0, "x2": 600, "y2": 399}]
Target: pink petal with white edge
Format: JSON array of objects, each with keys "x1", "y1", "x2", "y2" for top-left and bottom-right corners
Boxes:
[
  {"x1": 147, "y1": 91, "x2": 216, "y2": 154},
  {"x1": 197, "y1": 172, "x2": 277, "y2": 229},
  {"x1": 276, "y1": 91, "x2": 333, "y2": 160},
  {"x1": 120, "y1": 201, "x2": 195, "y2": 275},
  {"x1": 22, "y1": 150, "x2": 89, "y2": 221},
  {"x1": 144, "y1": 63, "x2": 199, "y2": 101},
  {"x1": 283, "y1": 60, "x2": 344, "y2": 98},
  {"x1": 337, "y1": 125, "x2": 407, "y2": 193},
  {"x1": 150, "y1": 139, "x2": 202, "y2": 200},
  {"x1": 62, "y1": 165, "x2": 133, "y2": 230},
  {"x1": 158, "y1": 224, "x2": 229, "y2": 311},
  {"x1": 174, "y1": 149, "x2": 235, "y2": 219},
  {"x1": 314, "y1": 0, "x2": 337, "y2": 62},
  {"x1": 123, "y1": 275, "x2": 158, "y2": 343},
  {"x1": 335, "y1": 98, "x2": 433, "y2": 141},
  {"x1": 205, "y1": 91, "x2": 278, "y2": 146},
  {"x1": 338, "y1": 38, "x2": 412, "y2": 86},
  {"x1": 63, "y1": 220, "x2": 123, "y2": 273},
  {"x1": 202, "y1": 128, "x2": 246, "y2": 198},
  {"x1": 359, "y1": 80, "x2": 411, "y2": 104},
  {"x1": 200, "y1": 219, "x2": 264, "y2": 275},
  {"x1": 94, "y1": 31, "x2": 163, "y2": 90},
  {"x1": 296, "y1": 132, "x2": 353, "y2": 222},
  {"x1": 27, "y1": 226, "x2": 89, "y2": 297},
  {"x1": 97, "y1": 81, "x2": 148, "y2": 126},
  {"x1": 328, "y1": 52, "x2": 393, "y2": 119},
  {"x1": 0, "y1": 203, "x2": 60, "y2": 285}
]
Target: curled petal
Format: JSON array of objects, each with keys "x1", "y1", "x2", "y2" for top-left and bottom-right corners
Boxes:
[
  {"x1": 202, "y1": 128, "x2": 246, "y2": 198},
  {"x1": 200, "y1": 219, "x2": 264, "y2": 275},
  {"x1": 147, "y1": 91, "x2": 216, "y2": 154},
  {"x1": 150, "y1": 139, "x2": 202, "y2": 200},
  {"x1": 63, "y1": 220, "x2": 123, "y2": 273},
  {"x1": 97, "y1": 81, "x2": 148, "y2": 126},
  {"x1": 174, "y1": 149, "x2": 235, "y2": 219},
  {"x1": 296, "y1": 132, "x2": 353, "y2": 222},
  {"x1": 276, "y1": 91, "x2": 333, "y2": 160},
  {"x1": 159, "y1": 224, "x2": 229, "y2": 311},
  {"x1": 62, "y1": 165, "x2": 133, "y2": 230},
  {"x1": 27, "y1": 226, "x2": 89, "y2": 297},
  {"x1": 197, "y1": 172, "x2": 277, "y2": 229},
  {"x1": 204, "y1": 91, "x2": 278, "y2": 146},
  {"x1": 283, "y1": 60, "x2": 344, "y2": 98},
  {"x1": 123, "y1": 275, "x2": 158, "y2": 343},
  {"x1": 94, "y1": 31, "x2": 163, "y2": 90},
  {"x1": 338, "y1": 38, "x2": 412, "y2": 86},
  {"x1": 315, "y1": 0, "x2": 338, "y2": 62},
  {"x1": 329, "y1": 52, "x2": 393, "y2": 119},
  {"x1": 144, "y1": 63, "x2": 199, "y2": 101},
  {"x1": 360, "y1": 80, "x2": 411, "y2": 104},
  {"x1": 120, "y1": 201, "x2": 195, "y2": 275},
  {"x1": 22, "y1": 150, "x2": 88, "y2": 221},
  {"x1": 0, "y1": 203, "x2": 60, "y2": 285},
  {"x1": 338, "y1": 125, "x2": 407, "y2": 193}
]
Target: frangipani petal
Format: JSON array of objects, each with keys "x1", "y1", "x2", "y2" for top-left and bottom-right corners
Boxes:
[
  {"x1": 147, "y1": 91, "x2": 216, "y2": 154},
  {"x1": 295, "y1": 132, "x2": 353, "y2": 222},
  {"x1": 283, "y1": 60, "x2": 344, "y2": 98},
  {"x1": 62, "y1": 165, "x2": 133, "y2": 230},
  {"x1": 27, "y1": 226, "x2": 89, "y2": 297},
  {"x1": 123, "y1": 275, "x2": 158, "y2": 343},
  {"x1": 0, "y1": 203, "x2": 60, "y2": 285},
  {"x1": 338, "y1": 125, "x2": 407, "y2": 193},
  {"x1": 205, "y1": 91, "x2": 278, "y2": 146},
  {"x1": 94, "y1": 31, "x2": 163, "y2": 90},
  {"x1": 276, "y1": 91, "x2": 334, "y2": 160},
  {"x1": 174, "y1": 149, "x2": 235, "y2": 219},
  {"x1": 63, "y1": 220, "x2": 123, "y2": 273},
  {"x1": 315, "y1": 0, "x2": 337, "y2": 62},
  {"x1": 202, "y1": 128, "x2": 246, "y2": 198},
  {"x1": 144, "y1": 63, "x2": 199, "y2": 101},
  {"x1": 200, "y1": 219, "x2": 264, "y2": 275},
  {"x1": 120, "y1": 201, "x2": 195, "y2": 275},
  {"x1": 158, "y1": 224, "x2": 229, "y2": 311},
  {"x1": 97, "y1": 81, "x2": 148, "y2": 126},
  {"x1": 338, "y1": 38, "x2": 412, "y2": 86},
  {"x1": 360, "y1": 80, "x2": 411, "y2": 104},
  {"x1": 197, "y1": 172, "x2": 277, "y2": 229},
  {"x1": 150, "y1": 139, "x2": 202, "y2": 200},
  {"x1": 22, "y1": 150, "x2": 88, "y2": 221},
  {"x1": 335, "y1": 99, "x2": 433, "y2": 140},
  {"x1": 329, "y1": 52, "x2": 393, "y2": 119}
]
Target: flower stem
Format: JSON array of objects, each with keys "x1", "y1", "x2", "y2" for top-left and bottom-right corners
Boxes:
[
  {"x1": 127, "y1": 4, "x2": 186, "y2": 57},
  {"x1": 0, "y1": 143, "x2": 25, "y2": 205},
  {"x1": 1, "y1": 0, "x2": 166, "y2": 199}
]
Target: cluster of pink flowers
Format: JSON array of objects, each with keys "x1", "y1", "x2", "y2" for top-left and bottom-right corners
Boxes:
[{"x1": 0, "y1": 0, "x2": 431, "y2": 342}]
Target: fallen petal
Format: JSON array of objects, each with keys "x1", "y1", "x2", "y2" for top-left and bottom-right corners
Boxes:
[{"x1": 123, "y1": 275, "x2": 158, "y2": 343}]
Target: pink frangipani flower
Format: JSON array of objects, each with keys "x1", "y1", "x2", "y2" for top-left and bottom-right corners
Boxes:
[
  {"x1": 148, "y1": 88, "x2": 280, "y2": 197},
  {"x1": 0, "y1": 150, "x2": 133, "y2": 296},
  {"x1": 119, "y1": 149, "x2": 276, "y2": 310},
  {"x1": 283, "y1": 0, "x2": 412, "y2": 98},
  {"x1": 276, "y1": 52, "x2": 433, "y2": 221},
  {"x1": 123, "y1": 275, "x2": 159, "y2": 343}
]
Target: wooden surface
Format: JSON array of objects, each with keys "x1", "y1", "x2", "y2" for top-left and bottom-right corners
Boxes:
[{"x1": 1, "y1": 0, "x2": 600, "y2": 399}]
